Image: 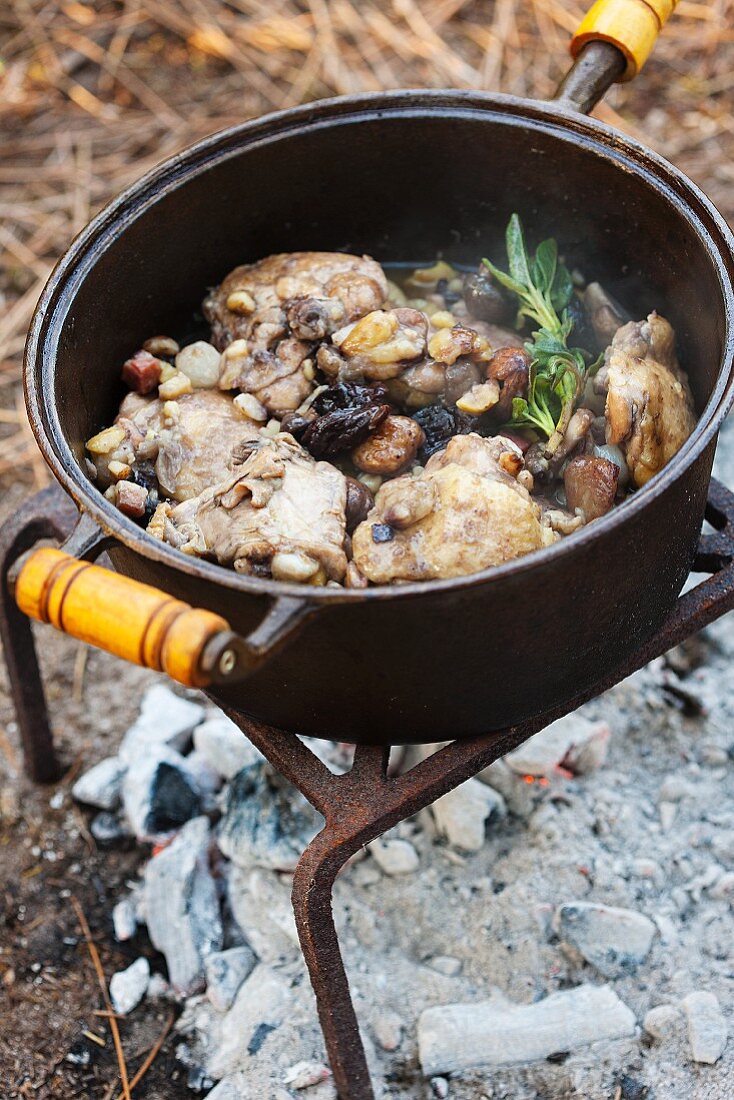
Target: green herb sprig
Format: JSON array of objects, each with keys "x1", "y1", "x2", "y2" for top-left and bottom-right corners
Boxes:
[{"x1": 483, "y1": 214, "x2": 592, "y2": 452}]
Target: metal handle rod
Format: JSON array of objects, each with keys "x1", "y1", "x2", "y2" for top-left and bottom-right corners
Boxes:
[{"x1": 553, "y1": 40, "x2": 627, "y2": 114}]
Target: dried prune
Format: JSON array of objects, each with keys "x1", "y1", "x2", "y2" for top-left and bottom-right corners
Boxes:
[
  {"x1": 280, "y1": 412, "x2": 314, "y2": 440},
  {"x1": 302, "y1": 404, "x2": 390, "y2": 457},
  {"x1": 312, "y1": 381, "x2": 389, "y2": 416},
  {"x1": 412, "y1": 405, "x2": 475, "y2": 462}
]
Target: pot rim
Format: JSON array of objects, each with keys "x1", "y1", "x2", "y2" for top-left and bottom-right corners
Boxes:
[{"x1": 25, "y1": 88, "x2": 734, "y2": 605}]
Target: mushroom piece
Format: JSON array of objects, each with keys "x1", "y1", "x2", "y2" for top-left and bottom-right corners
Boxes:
[
  {"x1": 150, "y1": 434, "x2": 348, "y2": 582},
  {"x1": 564, "y1": 455, "x2": 620, "y2": 520},
  {"x1": 485, "y1": 346, "x2": 531, "y2": 420},
  {"x1": 584, "y1": 282, "x2": 630, "y2": 346}
]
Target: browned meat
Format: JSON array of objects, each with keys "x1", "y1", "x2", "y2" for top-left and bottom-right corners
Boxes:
[
  {"x1": 204, "y1": 251, "x2": 388, "y2": 350},
  {"x1": 87, "y1": 390, "x2": 259, "y2": 502},
  {"x1": 205, "y1": 252, "x2": 388, "y2": 415},
  {"x1": 564, "y1": 455, "x2": 620, "y2": 520},
  {"x1": 324, "y1": 308, "x2": 428, "y2": 382},
  {"x1": 150, "y1": 434, "x2": 348, "y2": 583},
  {"x1": 351, "y1": 434, "x2": 545, "y2": 582},
  {"x1": 603, "y1": 313, "x2": 696, "y2": 487}
]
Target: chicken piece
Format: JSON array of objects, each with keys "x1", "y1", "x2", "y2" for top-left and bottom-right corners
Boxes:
[
  {"x1": 218, "y1": 337, "x2": 313, "y2": 417},
  {"x1": 206, "y1": 252, "x2": 388, "y2": 415},
  {"x1": 204, "y1": 251, "x2": 388, "y2": 350},
  {"x1": 323, "y1": 308, "x2": 428, "y2": 382},
  {"x1": 87, "y1": 390, "x2": 259, "y2": 502},
  {"x1": 151, "y1": 434, "x2": 348, "y2": 582},
  {"x1": 602, "y1": 313, "x2": 695, "y2": 488},
  {"x1": 351, "y1": 433, "x2": 544, "y2": 582}
]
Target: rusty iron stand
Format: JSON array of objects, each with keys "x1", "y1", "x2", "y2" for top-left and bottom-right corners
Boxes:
[{"x1": 2, "y1": 483, "x2": 734, "y2": 1100}]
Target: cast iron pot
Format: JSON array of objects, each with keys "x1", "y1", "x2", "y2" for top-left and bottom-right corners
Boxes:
[{"x1": 19, "y1": 39, "x2": 734, "y2": 743}]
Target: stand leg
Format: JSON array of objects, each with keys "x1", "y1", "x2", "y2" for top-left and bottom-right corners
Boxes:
[{"x1": 0, "y1": 486, "x2": 79, "y2": 780}]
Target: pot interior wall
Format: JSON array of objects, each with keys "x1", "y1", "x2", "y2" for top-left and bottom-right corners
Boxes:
[{"x1": 47, "y1": 103, "x2": 726, "y2": 463}]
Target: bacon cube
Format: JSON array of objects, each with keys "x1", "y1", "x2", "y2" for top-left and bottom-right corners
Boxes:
[{"x1": 122, "y1": 350, "x2": 161, "y2": 394}]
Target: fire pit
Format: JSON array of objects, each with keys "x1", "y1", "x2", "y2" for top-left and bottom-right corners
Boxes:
[{"x1": 2, "y1": 478, "x2": 734, "y2": 1099}]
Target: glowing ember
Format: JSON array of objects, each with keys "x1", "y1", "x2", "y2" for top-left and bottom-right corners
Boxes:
[{"x1": 522, "y1": 775, "x2": 550, "y2": 786}]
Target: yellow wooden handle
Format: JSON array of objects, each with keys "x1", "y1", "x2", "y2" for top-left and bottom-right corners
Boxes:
[
  {"x1": 15, "y1": 547, "x2": 234, "y2": 688},
  {"x1": 571, "y1": 0, "x2": 679, "y2": 80}
]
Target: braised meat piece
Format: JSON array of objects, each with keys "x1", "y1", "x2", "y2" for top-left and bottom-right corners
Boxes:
[
  {"x1": 204, "y1": 251, "x2": 388, "y2": 350},
  {"x1": 321, "y1": 308, "x2": 428, "y2": 382},
  {"x1": 602, "y1": 313, "x2": 696, "y2": 487},
  {"x1": 351, "y1": 434, "x2": 545, "y2": 582},
  {"x1": 150, "y1": 434, "x2": 348, "y2": 583},
  {"x1": 206, "y1": 252, "x2": 388, "y2": 415},
  {"x1": 564, "y1": 455, "x2": 620, "y2": 520},
  {"x1": 87, "y1": 391, "x2": 259, "y2": 502}
]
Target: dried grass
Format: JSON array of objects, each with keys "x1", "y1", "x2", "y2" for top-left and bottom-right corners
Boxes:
[{"x1": 1, "y1": 0, "x2": 732, "y2": 484}]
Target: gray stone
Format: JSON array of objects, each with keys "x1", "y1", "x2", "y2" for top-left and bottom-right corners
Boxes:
[
  {"x1": 643, "y1": 1003, "x2": 683, "y2": 1041},
  {"x1": 90, "y1": 812, "x2": 133, "y2": 849},
  {"x1": 144, "y1": 816, "x2": 222, "y2": 993},
  {"x1": 208, "y1": 965, "x2": 291, "y2": 1078},
  {"x1": 72, "y1": 757, "x2": 125, "y2": 810},
  {"x1": 184, "y1": 750, "x2": 222, "y2": 795},
  {"x1": 119, "y1": 684, "x2": 204, "y2": 763},
  {"x1": 658, "y1": 774, "x2": 696, "y2": 803},
  {"x1": 682, "y1": 991, "x2": 728, "y2": 1064},
  {"x1": 227, "y1": 867, "x2": 300, "y2": 964},
  {"x1": 431, "y1": 778, "x2": 505, "y2": 852},
  {"x1": 368, "y1": 836, "x2": 419, "y2": 876},
  {"x1": 112, "y1": 897, "x2": 138, "y2": 942},
  {"x1": 554, "y1": 902, "x2": 657, "y2": 978},
  {"x1": 427, "y1": 955, "x2": 462, "y2": 977},
  {"x1": 503, "y1": 714, "x2": 610, "y2": 777},
  {"x1": 418, "y1": 984, "x2": 636, "y2": 1076},
  {"x1": 204, "y1": 947, "x2": 257, "y2": 1013},
  {"x1": 193, "y1": 714, "x2": 262, "y2": 780},
  {"x1": 146, "y1": 972, "x2": 170, "y2": 1000},
  {"x1": 373, "y1": 1010, "x2": 404, "y2": 1052},
  {"x1": 109, "y1": 957, "x2": 149, "y2": 1016},
  {"x1": 283, "y1": 1061, "x2": 332, "y2": 1089},
  {"x1": 122, "y1": 745, "x2": 201, "y2": 841},
  {"x1": 477, "y1": 758, "x2": 544, "y2": 819},
  {"x1": 217, "y1": 761, "x2": 320, "y2": 872}
]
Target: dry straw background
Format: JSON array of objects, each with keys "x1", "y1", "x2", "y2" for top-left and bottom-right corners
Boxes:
[{"x1": 1, "y1": 0, "x2": 733, "y2": 490}]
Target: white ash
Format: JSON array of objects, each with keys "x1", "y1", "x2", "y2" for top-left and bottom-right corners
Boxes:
[
  {"x1": 118, "y1": 683, "x2": 204, "y2": 763},
  {"x1": 431, "y1": 776, "x2": 506, "y2": 852},
  {"x1": 143, "y1": 815, "x2": 222, "y2": 994},
  {"x1": 683, "y1": 991, "x2": 728, "y2": 1064},
  {"x1": 503, "y1": 713, "x2": 610, "y2": 777},
  {"x1": 72, "y1": 756, "x2": 125, "y2": 810},
  {"x1": 553, "y1": 902, "x2": 657, "y2": 979},
  {"x1": 204, "y1": 947, "x2": 257, "y2": 1013},
  {"x1": 122, "y1": 745, "x2": 201, "y2": 842},
  {"x1": 193, "y1": 713, "x2": 263, "y2": 780},
  {"x1": 109, "y1": 956, "x2": 150, "y2": 1016},
  {"x1": 216, "y1": 761, "x2": 321, "y2": 872},
  {"x1": 112, "y1": 896, "x2": 138, "y2": 942},
  {"x1": 418, "y1": 984, "x2": 636, "y2": 1076},
  {"x1": 368, "y1": 834, "x2": 420, "y2": 876}
]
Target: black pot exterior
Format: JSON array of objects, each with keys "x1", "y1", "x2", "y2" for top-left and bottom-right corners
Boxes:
[{"x1": 25, "y1": 92, "x2": 734, "y2": 743}]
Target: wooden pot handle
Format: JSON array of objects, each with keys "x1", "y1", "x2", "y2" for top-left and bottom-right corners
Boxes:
[
  {"x1": 571, "y1": 0, "x2": 679, "y2": 80},
  {"x1": 15, "y1": 547, "x2": 242, "y2": 688}
]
